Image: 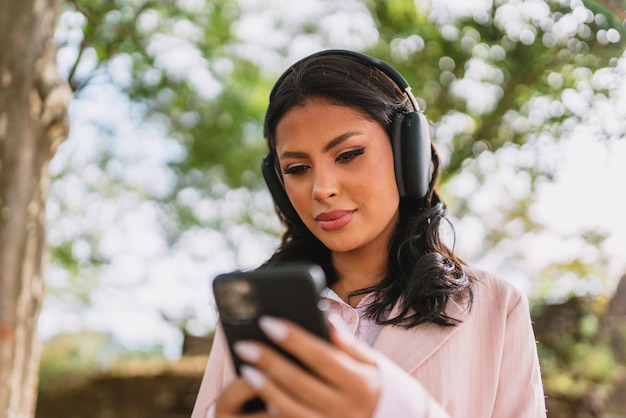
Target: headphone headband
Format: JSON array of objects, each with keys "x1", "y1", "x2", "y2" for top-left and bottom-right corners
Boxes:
[{"x1": 269, "y1": 49, "x2": 421, "y2": 112}]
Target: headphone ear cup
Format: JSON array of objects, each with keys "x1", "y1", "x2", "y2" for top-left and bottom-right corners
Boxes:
[
  {"x1": 261, "y1": 153, "x2": 302, "y2": 225},
  {"x1": 390, "y1": 114, "x2": 407, "y2": 197},
  {"x1": 399, "y1": 112, "x2": 432, "y2": 200}
]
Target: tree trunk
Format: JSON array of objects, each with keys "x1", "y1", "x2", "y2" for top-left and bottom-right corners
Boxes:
[
  {"x1": 599, "y1": 273, "x2": 626, "y2": 414},
  {"x1": 0, "y1": 1, "x2": 70, "y2": 417}
]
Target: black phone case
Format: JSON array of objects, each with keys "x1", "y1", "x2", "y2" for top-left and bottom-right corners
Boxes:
[{"x1": 212, "y1": 264, "x2": 330, "y2": 412}]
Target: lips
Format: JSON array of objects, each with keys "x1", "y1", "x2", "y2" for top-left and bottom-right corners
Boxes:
[{"x1": 314, "y1": 210, "x2": 355, "y2": 230}]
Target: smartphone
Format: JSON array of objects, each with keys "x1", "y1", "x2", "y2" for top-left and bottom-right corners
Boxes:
[{"x1": 212, "y1": 263, "x2": 330, "y2": 412}]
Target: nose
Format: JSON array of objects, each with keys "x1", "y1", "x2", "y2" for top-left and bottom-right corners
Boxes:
[{"x1": 312, "y1": 167, "x2": 338, "y2": 202}]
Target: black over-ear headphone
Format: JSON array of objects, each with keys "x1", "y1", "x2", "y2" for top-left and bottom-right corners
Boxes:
[{"x1": 262, "y1": 49, "x2": 432, "y2": 225}]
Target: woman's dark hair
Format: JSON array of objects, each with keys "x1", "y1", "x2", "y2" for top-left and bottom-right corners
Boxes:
[{"x1": 261, "y1": 53, "x2": 472, "y2": 328}]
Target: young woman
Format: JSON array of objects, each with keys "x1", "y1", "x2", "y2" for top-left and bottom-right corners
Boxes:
[{"x1": 191, "y1": 50, "x2": 547, "y2": 418}]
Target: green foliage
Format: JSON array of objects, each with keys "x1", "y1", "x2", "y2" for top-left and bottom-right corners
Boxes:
[
  {"x1": 55, "y1": 0, "x2": 278, "y2": 256},
  {"x1": 365, "y1": 0, "x2": 626, "y2": 183},
  {"x1": 532, "y1": 296, "x2": 626, "y2": 416},
  {"x1": 583, "y1": 0, "x2": 626, "y2": 35},
  {"x1": 64, "y1": 0, "x2": 268, "y2": 187}
]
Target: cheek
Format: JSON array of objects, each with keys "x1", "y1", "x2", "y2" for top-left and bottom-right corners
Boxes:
[
  {"x1": 366, "y1": 157, "x2": 399, "y2": 200},
  {"x1": 284, "y1": 183, "x2": 308, "y2": 210}
]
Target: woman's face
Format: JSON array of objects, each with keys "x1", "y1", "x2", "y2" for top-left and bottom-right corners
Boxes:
[{"x1": 274, "y1": 98, "x2": 400, "y2": 255}]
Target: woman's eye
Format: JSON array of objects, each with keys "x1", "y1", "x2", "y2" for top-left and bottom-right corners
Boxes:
[
  {"x1": 283, "y1": 164, "x2": 308, "y2": 175},
  {"x1": 336, "y1": 147, "x2": 365, "y2": 163}
]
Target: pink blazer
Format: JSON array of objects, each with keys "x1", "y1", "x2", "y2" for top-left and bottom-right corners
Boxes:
[{"x1": 191, "y1": 269, "x2": 547, "y2": 417}]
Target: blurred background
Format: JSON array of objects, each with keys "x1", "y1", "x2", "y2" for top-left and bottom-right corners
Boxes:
[{"x1": 20, "y1": 0, "x2": 626, "y2": 416}]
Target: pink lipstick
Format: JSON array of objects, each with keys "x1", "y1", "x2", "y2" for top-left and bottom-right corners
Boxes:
[{"x1": 314, "y1": 210, "x2": 355, "y2": 230}]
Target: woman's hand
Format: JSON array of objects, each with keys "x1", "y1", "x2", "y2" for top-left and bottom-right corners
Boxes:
[
  {"x1": 213, "y1": 378, "x2": 271, "y2": 418},
  {"x1": 231, "y1": 316, "x2": 381, "y2": 418}
]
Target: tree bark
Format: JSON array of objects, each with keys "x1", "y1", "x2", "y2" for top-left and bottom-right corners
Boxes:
[
  {"x1": 0, "y1": 1, "x2": 70, "y2": 417},
  {"x1": 597, "y1": 273, "x2": 626, "y2": 415}
]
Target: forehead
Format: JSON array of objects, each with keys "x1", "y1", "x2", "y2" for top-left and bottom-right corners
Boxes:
[
  {"x1": 274, "y1": 100, "x2": 376, "y2": 147},
  {"x1": 274, "y1": 102, "x2": 392, "y2": 160}
]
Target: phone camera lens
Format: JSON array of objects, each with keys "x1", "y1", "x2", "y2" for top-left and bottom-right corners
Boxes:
[{"x1": 215, "y1": 278, "x2": 261, "y2": 320}]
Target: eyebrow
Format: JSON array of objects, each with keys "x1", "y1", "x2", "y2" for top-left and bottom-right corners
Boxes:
[{"x1": 279, "y1": 131, "x2": 364, "y2": 159}]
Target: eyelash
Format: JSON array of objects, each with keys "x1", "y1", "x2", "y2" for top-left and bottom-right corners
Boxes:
[
  {"x1": 283, "y1": 165, "x2": 307, "y2": 175},
  {"x1": 282, "y1": 147, "x2": 366, "y2": 176},
  {"x1": 337, "y1": 147, "x2": 365, "y2": 162}
]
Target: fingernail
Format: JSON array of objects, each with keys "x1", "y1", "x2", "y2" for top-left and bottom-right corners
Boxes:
[
  {"x1": 233, "y1": 341, "x2": 261, "y2": 363},
  {"x1": 241, "y1": 365, "x2": 266, "y2": 390},
  {"x1": 259, "y1": 316, "x2": 289, "y2": 341}
]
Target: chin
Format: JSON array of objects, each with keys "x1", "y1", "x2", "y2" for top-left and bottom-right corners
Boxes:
[
  {"x1": 309, "y1": 224, "x2": 368, "y2": 253},
  {"x1": 319, "y1": 237, "x2": 362, "y2": 253}
]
